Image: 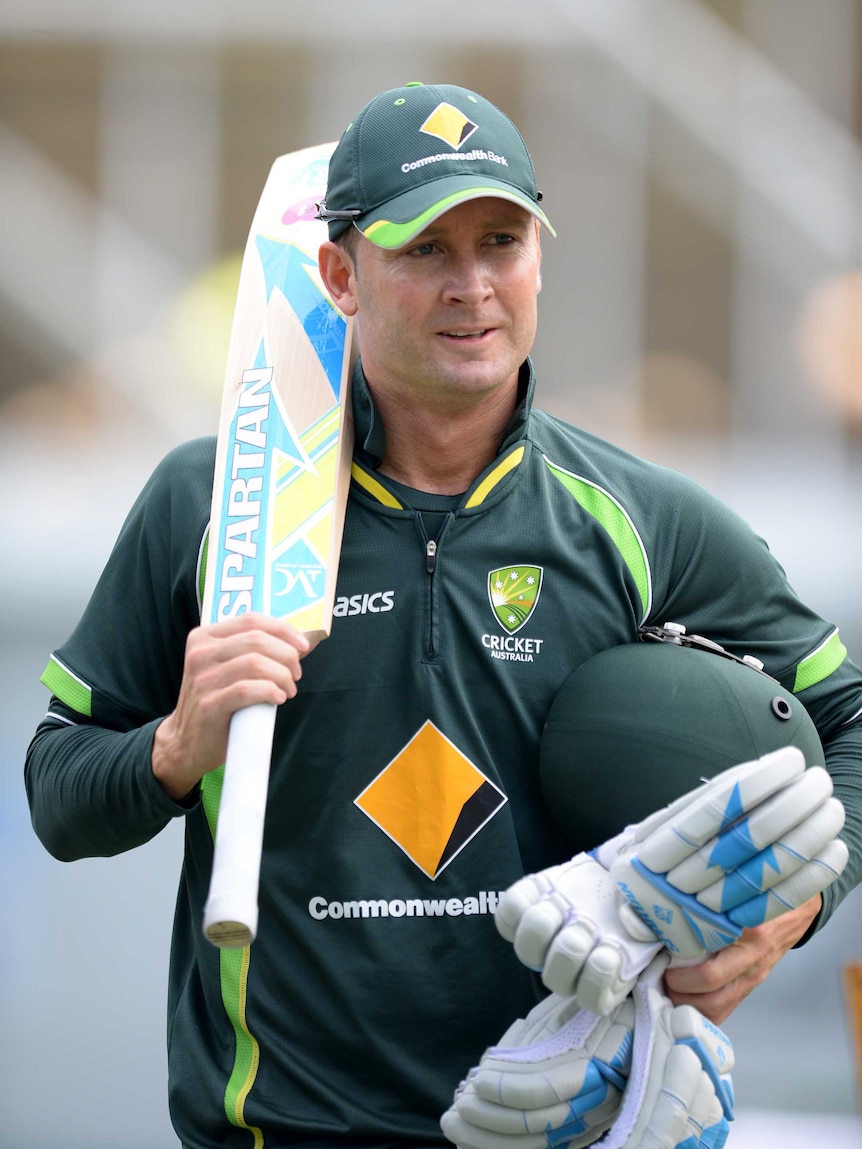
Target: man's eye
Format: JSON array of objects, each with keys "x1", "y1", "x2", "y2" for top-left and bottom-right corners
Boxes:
[{"x1": 411, "y1": 242, "x2": 437, "y2": 256}]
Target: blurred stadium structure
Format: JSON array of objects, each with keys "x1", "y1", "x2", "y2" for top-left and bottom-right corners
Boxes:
[{"x1": 1, "y1": 1, "x2": 861, "y2": 1146}]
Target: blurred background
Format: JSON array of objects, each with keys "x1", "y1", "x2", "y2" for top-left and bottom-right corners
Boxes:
[{"x1": 2, "y1": 0, "x2": 862, "y2": 1145}]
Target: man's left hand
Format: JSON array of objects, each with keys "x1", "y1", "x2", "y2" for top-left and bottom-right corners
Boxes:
[
  {"x1": 663, "y1": 895, "x2": 822, "y2": 1024},
  {"x1": 496, "y1": 749, "x2": 846, "y2": 1016}
]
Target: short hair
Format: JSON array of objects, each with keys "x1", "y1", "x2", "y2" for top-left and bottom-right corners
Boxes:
[{"x1": 336, "y1": 225, "x2": 359, "y2": 270}]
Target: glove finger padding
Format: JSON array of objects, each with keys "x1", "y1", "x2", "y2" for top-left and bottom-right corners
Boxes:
[
  {"x1": 726, "y1": 838, "x2": 850, "y2": 929},
  {"x1": 656, "y1": 767, "x2": 839, "y2": 892},
  {"x1": 692, "y1": 797, "x2": 846, "y2": 911},
  {"x1": 621, "y1": 746, "x2": 805, "y2": 871},
  {"x1": 496, "y1": 855, "x2": 662, "y2": 1013},
  {"x1": 440, "y1": 994, "x2": 634, "y2": 1149},
  {"x1": 496, "y1": 747, "x2": 848, "y2": 1014},
  {"x1": 612, "y1": 750, "x2": 849, "y2": 958},
  {"x1": 636, "y1": 1050, "x2": 732, "y2": 1149},
  {"x1": 599, "y1": 955, "x2": 734, "y2": 1149}
]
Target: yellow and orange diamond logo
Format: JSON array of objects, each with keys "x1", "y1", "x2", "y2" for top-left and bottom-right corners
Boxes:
[
  {"x1": 355, "y1": 721, "x2": 507, "y2": 879},
  {"x1": 419, "y1": 102, "x2": 479, "y2": 150}
]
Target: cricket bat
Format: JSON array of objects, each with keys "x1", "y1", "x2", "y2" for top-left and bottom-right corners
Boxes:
[{"x1": 200, "y1": 142, "x2": 354, "y2": 949}]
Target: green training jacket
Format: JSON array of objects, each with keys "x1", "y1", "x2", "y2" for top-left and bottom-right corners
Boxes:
[{"x1": 27, "y1": 360, "x2": 862, "y2": 1149}]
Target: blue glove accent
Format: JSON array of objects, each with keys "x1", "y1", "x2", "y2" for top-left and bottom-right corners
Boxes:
[
  {"x1": 628, "y1": 858, "x2": 743, "y2": 951},
  {"x1": 550, "y1": 1052, "x2": 631, "y2": 1138},
  {"x1": 545, "y1": 1111, "x2": 588, "y2": 1145},
  {"x1": 706, "y1": 810, "x2": 759, "y2": 871},
  {"x1": 677, "y1": 1036, "x2": 734, "y2": 1117},
  {"x1": 717, "y1": 782, "x2": 745, "y2": 831},
  {"x1": 676, "y1": 1119, "x2": 730, "y2": 1149},
  {"x1": 716, "y1": 846, "x2": 781, "y2": 910}
]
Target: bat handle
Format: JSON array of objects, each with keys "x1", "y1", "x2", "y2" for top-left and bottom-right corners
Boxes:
[{"x1": 202, "y1": 701, "x2": 277, "y2": 948}]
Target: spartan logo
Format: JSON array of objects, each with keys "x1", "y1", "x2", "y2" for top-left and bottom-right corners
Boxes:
[
  {"x1": 488, "y1": 565, "x2": 543, "y2": 634},
  {"x1": 420, "y1": 102, "x2": 479, "y2": 150},
  {"x1": 355, "y1": 721, "x2": 507, "y2": 879}
]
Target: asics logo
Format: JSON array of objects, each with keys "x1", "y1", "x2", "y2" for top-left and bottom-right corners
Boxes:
[{"x1": 333, "y1": 590, "x2": 395, "y2": 617}]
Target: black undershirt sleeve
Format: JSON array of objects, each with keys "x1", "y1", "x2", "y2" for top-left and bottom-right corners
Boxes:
[{"x1": 25, "y1": 709, "x2": 199, "y2": 862}]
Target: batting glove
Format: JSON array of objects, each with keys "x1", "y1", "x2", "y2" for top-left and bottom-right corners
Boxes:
[
  {"x1": 600, "y1": 955, "x2": 735, "y2": 1149},
  {"x1": 440, "y1": 992, "x2": 634, "y2": 1149},
  {"x1": 497, "y1": 747, "x2": 848, "y2": 1014},
  {"x1": 440, "y1": 956, "x2": 733, "y2": 1149}
]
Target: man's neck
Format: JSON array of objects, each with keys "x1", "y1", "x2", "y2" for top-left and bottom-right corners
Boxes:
[{"x1": 373, "y1": 386, "x2": 518, "y2": 495}]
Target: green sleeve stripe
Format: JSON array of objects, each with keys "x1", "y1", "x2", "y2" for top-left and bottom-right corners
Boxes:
[
  {"x1": 200, "y1": 766, "x2": 224, "y2": 839},
  {"x1": 201, "y1": 768, "x2": 263, "y2": 1143},
  {"x1": 40, "y1": 655, "x2": 93, "y2": 717},
  {"x1": 794, "y1": 630, "x2": 847, "y2": 693},
  {"x1": 545, "y1": 457, "x2": 652, "y2": 622},
  {"x1": 197, "y1": 526, "x2": 210, "y2": 618}
]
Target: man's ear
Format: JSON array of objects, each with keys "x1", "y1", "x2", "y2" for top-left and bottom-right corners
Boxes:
[{"x1": 318, "y1": 240, "x2": 358, "y2": 316}]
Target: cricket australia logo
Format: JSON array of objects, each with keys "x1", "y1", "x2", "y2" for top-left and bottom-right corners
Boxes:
[
  {"x1": 488, "y1": 565, "x2": 543, "y2": 633},
  {"x1": 482, "y1": 565, "x2": 545, "y2": 663}
]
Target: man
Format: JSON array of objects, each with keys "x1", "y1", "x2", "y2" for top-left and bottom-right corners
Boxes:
[{"x1": 26, "y1": 82, "x2": 862, "y2": 1148}]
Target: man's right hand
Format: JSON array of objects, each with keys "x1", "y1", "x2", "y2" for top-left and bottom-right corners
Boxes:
[{"x1": 151, "y1": 612, "x2": 310, "y2": 799}]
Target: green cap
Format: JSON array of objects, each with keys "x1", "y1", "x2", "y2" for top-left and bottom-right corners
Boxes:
[
  {"x1": 540, "y1": 637, "x2": 824, "y2": 852},
  {"x1": 317, "y1": 82, "x2": 556, "y2": 248}
]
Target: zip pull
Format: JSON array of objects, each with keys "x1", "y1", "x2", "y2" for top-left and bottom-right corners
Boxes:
[{"x1": 425, "y1": 538, "x2": 438, "y2": 574}]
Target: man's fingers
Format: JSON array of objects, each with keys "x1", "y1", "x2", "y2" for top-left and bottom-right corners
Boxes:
[
  {"x1": 185, "y1": 613, "x2": 311, "y2": 703},
  {"x1": 153, "y1": 613, "x2": 311, "y2": 799},
  {"x1": 664, "y1": 896, "x2": 823, "y2": 1023},
  {"x1": 197, "y1": 609, "x2": 312, "y2": 649},
  {"x1": 190, "y1": 617, "x2": 310, "y2": 670}
]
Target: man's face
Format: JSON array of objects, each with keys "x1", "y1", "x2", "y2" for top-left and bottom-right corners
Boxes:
[{"x1": 341, "y1": 198, "x2": 542, "y2": 411}]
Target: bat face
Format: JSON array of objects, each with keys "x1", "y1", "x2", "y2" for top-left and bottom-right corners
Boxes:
[
  {"x1": 201, "y1": 143, "x2": 354, "y2": 646},
  {"x1": 201, "y1": 143, "x2": 355, "y2": 949}
]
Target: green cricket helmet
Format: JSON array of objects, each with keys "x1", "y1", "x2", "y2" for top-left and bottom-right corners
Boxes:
[{"x1": 539, "y1": 624, "x2": 824, "y2": 851}]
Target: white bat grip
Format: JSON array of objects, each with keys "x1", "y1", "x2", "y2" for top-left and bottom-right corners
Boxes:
[{"x1": 203, "y1": 701, "x2": 277, "y2": 948}]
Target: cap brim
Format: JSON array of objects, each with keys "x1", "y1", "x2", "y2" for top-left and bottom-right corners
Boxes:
[{"x1": 357, "y1": 176, "x2": 556, "y2": 249}]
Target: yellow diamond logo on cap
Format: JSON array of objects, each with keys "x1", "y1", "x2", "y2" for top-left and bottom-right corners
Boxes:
[
  {"x1": 420, "y1": 102, "x2": 479, "y2": 150},
  {"x1": 355, "y1": 721, "x2": 507, "y2": 878}
]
